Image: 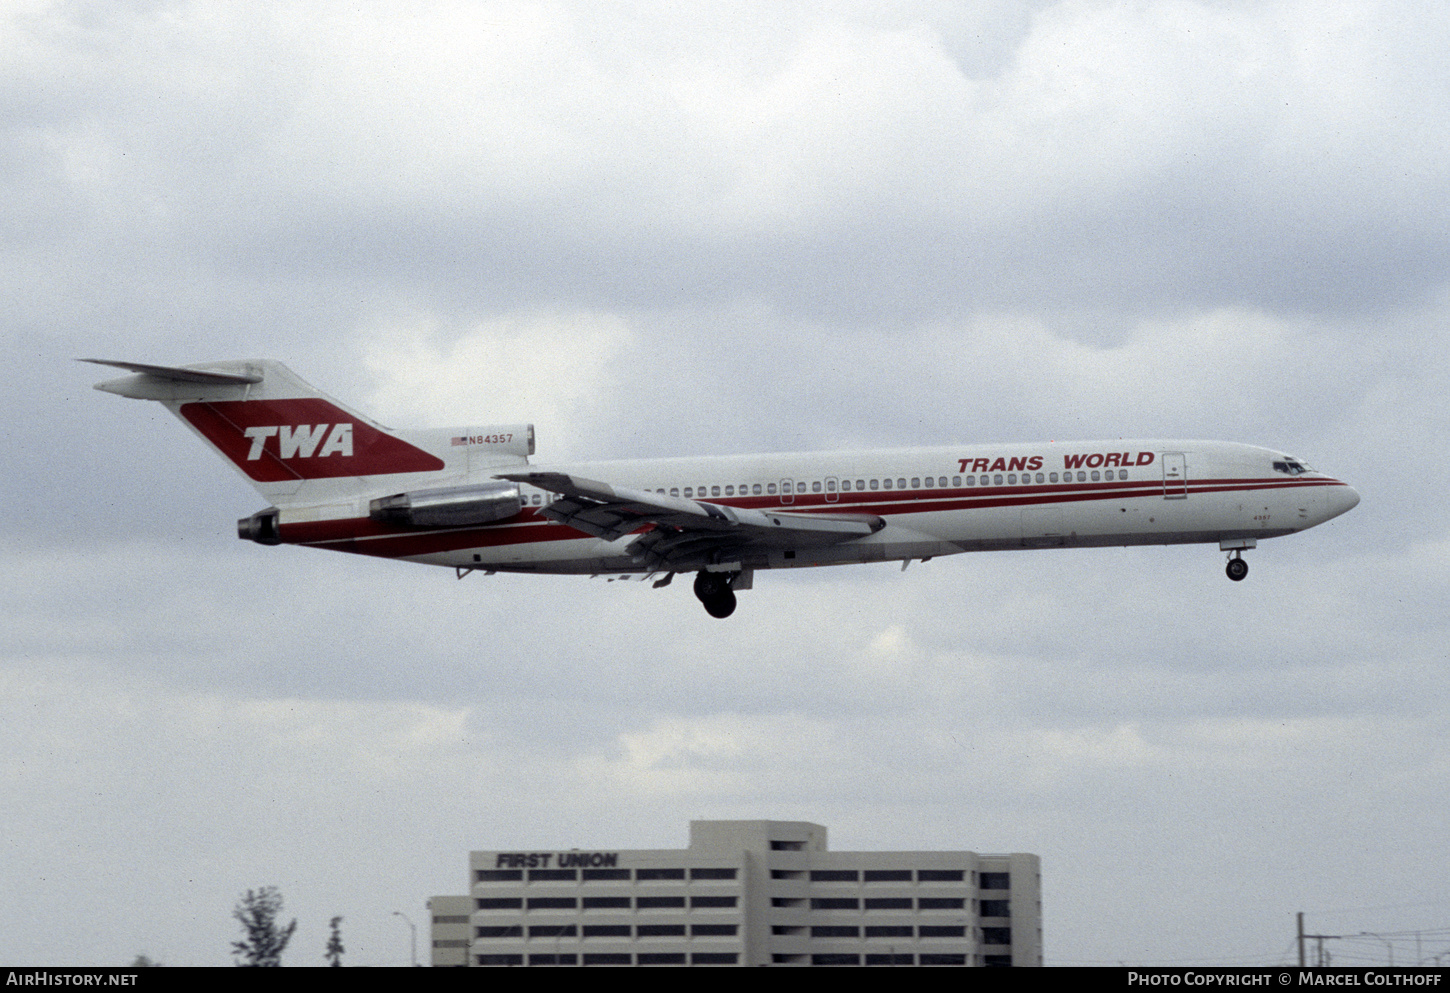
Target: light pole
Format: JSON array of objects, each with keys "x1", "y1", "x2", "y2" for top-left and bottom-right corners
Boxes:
[
  {"x1": 393, "y1": 910, "x2": 418, "y2": 967},
  {"x1": 1360, "y1": 932, "x2": 1393, "y2": 967}
]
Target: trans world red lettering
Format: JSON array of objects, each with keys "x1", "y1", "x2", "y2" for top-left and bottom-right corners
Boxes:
[
  {"x1": 957, "y1": 456, "x2": 1044, "y2": 473},
  {"x1": 1063, "y1": 452, "x2": 1155, "y2": 469}
]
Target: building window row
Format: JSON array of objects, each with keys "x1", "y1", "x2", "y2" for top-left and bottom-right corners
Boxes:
[
  {"x1": 477, "y1": 867, "x2": 737, "y2": 883},
  {"x1": 476, "y1": 895, "x2": 737, "y2": 910},
  {"x1": 796, "y1": 896, "x2": 973, "y2": 911},
  {"x1": 772, "y1": 953, "x2": 972, "y2": 966},
  {"x1": 776, "y1": 896, "x2": 998, "y2": 912},
  {"x1": 770, "y1": 868, "x2": 972, "y2": 883},
  {"x1": 773, "y1": 925, "x2": 969, "y2": 939},
  {"x1": 477, "y1": 952, "x2": 737, "y2": 966},
  {"x1": 477, "y1": 923, "x2": 739, "y2": 939}
]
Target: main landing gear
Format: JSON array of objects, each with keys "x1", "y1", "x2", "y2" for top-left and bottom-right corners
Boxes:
[
  {"x1": 1225, "y1": 551, "x2": 1249, "y2": 582},
  {"x1": 693, "y1": 571, "x2": 738, "y2": 618}
]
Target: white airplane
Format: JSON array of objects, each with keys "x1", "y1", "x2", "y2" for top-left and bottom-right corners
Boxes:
[{"x1": 87, "y1": 358, "x2": 1360, "y2": 618}]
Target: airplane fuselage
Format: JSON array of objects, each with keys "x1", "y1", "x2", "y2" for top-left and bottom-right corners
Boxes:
[
  {"x1": 87, "y1": 359, "x2": 1360, "y2": 617},
  {"x1": 275, "y1": 439, "x2": 1358, "y2": 577}
]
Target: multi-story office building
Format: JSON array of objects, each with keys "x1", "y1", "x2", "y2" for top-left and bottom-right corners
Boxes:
[{"x1": 428, "y1": 819, "x2": 1041, "y2": 966}]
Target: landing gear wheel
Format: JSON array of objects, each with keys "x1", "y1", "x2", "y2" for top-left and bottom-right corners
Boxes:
[
  {"x1": 1226, "y1": 556, "x2": 1248, "y2": 582},
  {"x1": 694, "y1": 571, "x2": 738, "y2": 618},
  {"x1": 703, "y1": 589, "x2": 737, "y2": 618},
  {"x1": 693, "y1": 571, "x2": 727, "y2": 599}
]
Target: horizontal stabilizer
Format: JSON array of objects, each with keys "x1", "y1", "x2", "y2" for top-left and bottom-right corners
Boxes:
[{"x1": 81, "y1": 358, "x2": 263, "y2": 387}]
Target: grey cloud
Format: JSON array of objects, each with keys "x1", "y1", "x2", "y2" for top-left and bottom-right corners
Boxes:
[{"x1": 3, "y1": 0, "x2": 1448, "y2": 969}]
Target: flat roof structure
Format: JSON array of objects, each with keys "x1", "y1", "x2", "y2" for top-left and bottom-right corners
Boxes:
[{"x1": 429, "y1": 819, "x2": 1041, "y2": 967}]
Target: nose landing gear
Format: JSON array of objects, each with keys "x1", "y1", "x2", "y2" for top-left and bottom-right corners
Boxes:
[
  {"x1": 1221, "y1": 538, "x2": 1255, "y2": 582},
  {"x1": 693, "y1": 571, "x2": 738, "y2": 618}
]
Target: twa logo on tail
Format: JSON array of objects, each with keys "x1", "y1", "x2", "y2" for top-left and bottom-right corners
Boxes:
[
  {"x1": 180, "y1": 398, "x2": 444, "y2": 481},
  {"x1": 244, "y1": 424, "x2": 354, "y2": 460}
]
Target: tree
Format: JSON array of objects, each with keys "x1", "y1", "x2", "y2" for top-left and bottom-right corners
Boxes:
[
  {"x1": 325, "y1": 916, "x2": 345, "y2": 967},
  {"x1": 231, "y1": 887, "x2": 297, "y2": 967}
]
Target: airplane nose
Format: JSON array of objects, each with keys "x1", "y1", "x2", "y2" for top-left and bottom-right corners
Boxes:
[{"x1": 1326, "y1": 483, "x2": 1360, "y2": 520}]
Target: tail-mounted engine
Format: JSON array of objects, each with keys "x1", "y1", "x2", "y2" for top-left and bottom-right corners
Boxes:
[
  {"x1": 369, "y1": 481, "x2": 524, "y2": 528},
  {"x1": 238, "y1": 507, "x2": 282, "y2": 545}
]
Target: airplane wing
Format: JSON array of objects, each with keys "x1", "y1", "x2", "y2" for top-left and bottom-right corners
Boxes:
[{"x1": 495, "y1": 471, "x2": 885, "y2": 570}]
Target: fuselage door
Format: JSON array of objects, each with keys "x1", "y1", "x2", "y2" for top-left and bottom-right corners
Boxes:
[
  {"x1": 824, "y1": 477, "x2": 839, "y2": 503},
  {"x1": 1162, "y1": 452, "x2": 1188, "y2": 499},
  {"x1": 779, "y1": 479, "x2": 795, "y2": 505}
]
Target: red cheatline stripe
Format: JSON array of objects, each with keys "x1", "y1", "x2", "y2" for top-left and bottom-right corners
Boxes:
[{"x1": 280, "y1": 477, "x2": 1349, "y2": 559}]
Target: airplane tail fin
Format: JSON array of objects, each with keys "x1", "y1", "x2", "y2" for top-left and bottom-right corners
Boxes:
[{"x1": 86, "y1": 359, "x2": 533, "y2": 510}]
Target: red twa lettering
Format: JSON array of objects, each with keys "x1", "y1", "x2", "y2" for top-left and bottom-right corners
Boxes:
[{"x1": 1065, "y1": 451, "x2": 1157, "y2": 469}]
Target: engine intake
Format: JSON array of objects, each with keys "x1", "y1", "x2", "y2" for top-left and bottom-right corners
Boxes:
[
  {"x1": 238, "y1": 508, "x2": 282, "y2": 545},
  {"x1": 369, "y1": 482, "x2": 523, "y2": 528}
]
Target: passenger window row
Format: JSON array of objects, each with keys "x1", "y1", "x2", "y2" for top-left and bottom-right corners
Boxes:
[{"x1": 654, "y1": 470, "x2": 1132, "y2": 499}]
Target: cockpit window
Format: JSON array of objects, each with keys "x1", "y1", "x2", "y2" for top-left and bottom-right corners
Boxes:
[{"x1": 1272, "y1": 458, "x2": 1311, "y2": 476}]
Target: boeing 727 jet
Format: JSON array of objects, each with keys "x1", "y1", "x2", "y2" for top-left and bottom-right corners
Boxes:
[{"x1": 87, "y1": 359, "x2": 1360, "y2": 617}]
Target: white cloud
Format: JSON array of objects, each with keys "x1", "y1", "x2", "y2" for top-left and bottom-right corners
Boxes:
[
  {"x1": 5, "y1": 0, "x2": 1450, "y2": 970},
  {"x1": 359, "y1": 307, "x2": 636, "y2": 456}
]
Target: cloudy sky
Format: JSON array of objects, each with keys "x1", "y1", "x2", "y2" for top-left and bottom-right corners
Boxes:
[{"x1": 4, "y1": 0, "x2": 1448, "y2": 968}]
